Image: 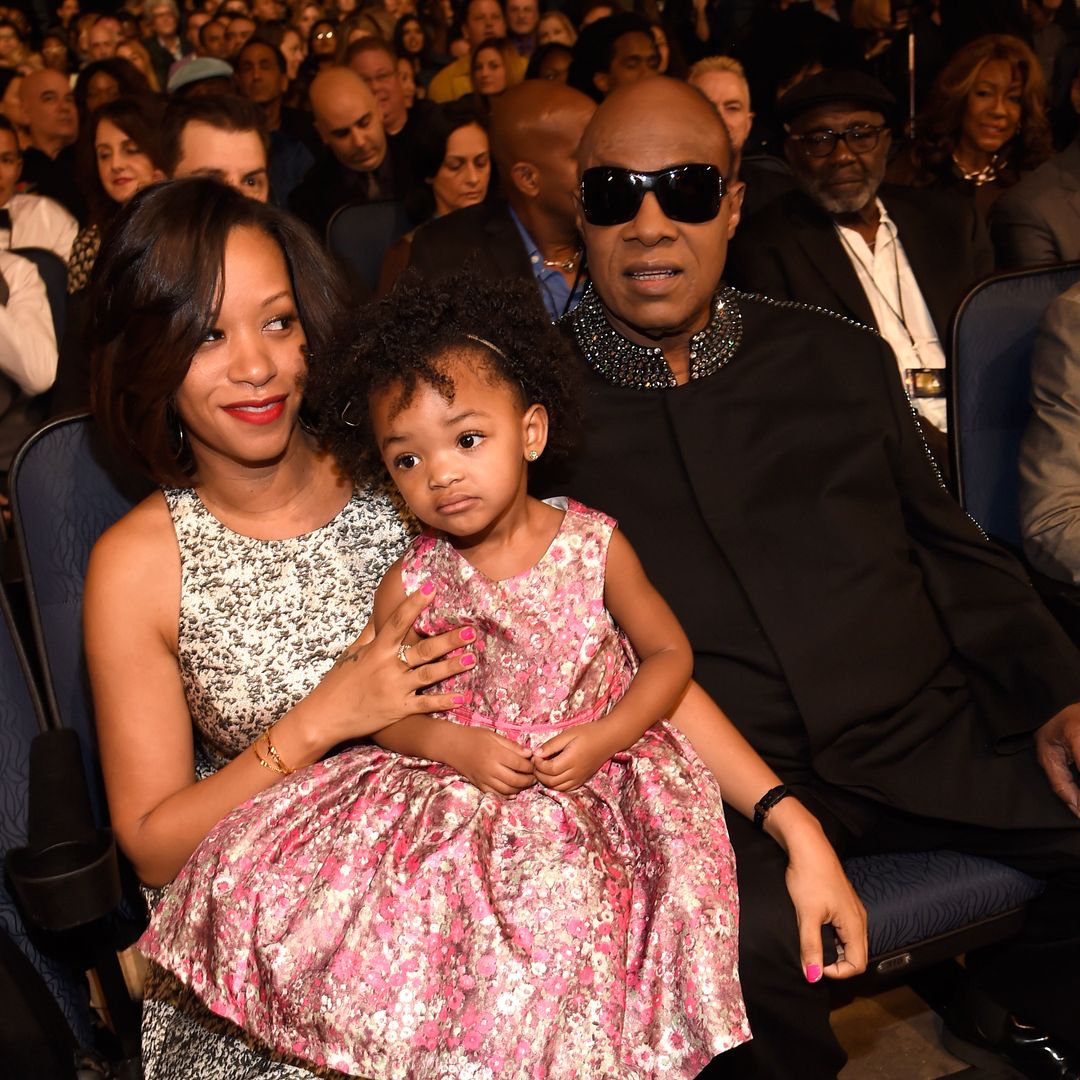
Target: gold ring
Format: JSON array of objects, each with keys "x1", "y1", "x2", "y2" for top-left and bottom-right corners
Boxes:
[{"x1": 397, "y1": 642, "x2": 412, "y2": 666}]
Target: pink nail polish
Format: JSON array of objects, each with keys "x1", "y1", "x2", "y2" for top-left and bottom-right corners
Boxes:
[
  {"x1": 421, "y1": 581, "x2": 435, "y2": 596},
  {"x1": 460, "y1": 653, "x2": 476, "y2": 668},
  {"x1": 459, "y1": 627, "x2": 476, "y2": 642},
  {"x1": 453, "y1": 695, "x2": 465, "y2": 705},
  {"x1": 805, "y1": 964, "x2": 822, "y2": 983}
]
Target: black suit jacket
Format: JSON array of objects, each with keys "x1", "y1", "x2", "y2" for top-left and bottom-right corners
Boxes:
[
  {"x1": 542, "y1": 293, "x2": 1080, "y2": 830},
  {"x1": 726, "y1": 185, "x2": 994, "y2": 355},
  {"x1": 408, "y1": 201, "x2": 534, "y2": 285}
]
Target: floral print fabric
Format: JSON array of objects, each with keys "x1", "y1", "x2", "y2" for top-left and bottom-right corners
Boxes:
[{"x1": 140, "y1": 500, "x2": 749, "y2": 1078}]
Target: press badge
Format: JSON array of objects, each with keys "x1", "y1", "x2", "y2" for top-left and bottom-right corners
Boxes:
[{"x1": 904, "y1": 368, "x2": 945, "y2": 399}]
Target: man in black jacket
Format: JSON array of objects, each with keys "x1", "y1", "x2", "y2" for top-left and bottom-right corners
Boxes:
[
  {"x1": 545, "y1": 75, "x2": 1080, "y2": 1080},
  {"x1": 727, "y1": 70, "x2": 993, "y2": 474}
]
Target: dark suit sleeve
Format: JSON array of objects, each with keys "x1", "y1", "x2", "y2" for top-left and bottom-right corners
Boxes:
[
  {"x1": 725, "y1": 227, "x2": 796, "y2": 300},
  {"x1": 873, "y1": 331, "x2": 1080, "y2": 738}
]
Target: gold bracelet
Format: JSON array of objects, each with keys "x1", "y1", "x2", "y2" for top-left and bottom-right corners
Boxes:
[
  {"x1": 263, "y1": 724, "x2": 295, "y2": 776},
  {"x1": 252, "y1": 740, "x2": 282, "y2": 774}
]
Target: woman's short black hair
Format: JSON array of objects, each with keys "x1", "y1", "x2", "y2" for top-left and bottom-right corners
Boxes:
[
  {"x1": 89, "y1": 178, "x2": 347, "y2": 487},
  {"x1": 306, "y1": 272, "x2": 582, "y2": 484}
]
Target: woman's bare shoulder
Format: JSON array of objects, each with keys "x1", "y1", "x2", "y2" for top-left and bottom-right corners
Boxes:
[{"x1": 87, "y1": 490, "x2": 179, "y2": 600}]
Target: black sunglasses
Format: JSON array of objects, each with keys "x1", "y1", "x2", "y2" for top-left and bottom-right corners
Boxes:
[{"x1": 580, "y1": 164, "x2": 726, "y2": 226}]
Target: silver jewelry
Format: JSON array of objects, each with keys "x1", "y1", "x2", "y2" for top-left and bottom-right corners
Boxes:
[
  {"x1": 396, "y1": 642, "x2": 412, "y2": 666},
  {"x1": 340, "y1": 399, "x2": 361, "y2": 428}
]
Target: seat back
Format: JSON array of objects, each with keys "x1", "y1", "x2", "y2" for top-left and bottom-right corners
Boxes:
[
  {"x1": 12, "y1": 246, "x2": 68, "y2": 342},
  {"x1": 9, "y1": 415, "x2": 152, "y2": 820},
  {"x1": 327, "y1": 200, "x2": 412, "y2": 292},
  {"x1": 950, "y1": 261, "x2": 1080, "y2": 545},
  {"x1": 0, "y1": 587, "x2": 94, "y2": 1054}
]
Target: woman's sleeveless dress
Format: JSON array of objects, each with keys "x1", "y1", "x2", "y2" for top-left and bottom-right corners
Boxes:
[
  {"x1": 139, "y1": 486, "x2": 410, "y2": 1080},
  {"x1": 140, "y1": 500, "x2": 750, "y2": 1079}
]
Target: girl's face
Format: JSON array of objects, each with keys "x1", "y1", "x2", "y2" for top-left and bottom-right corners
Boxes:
[
  {"x1": 96, "y1": 117, "x2": 164, "y2": 204},
  {"x1": 401, "y1": 18, "x2": 424, "y2": 56},
  {"x1": 537, "y1": 13, "x2": 573, "y2": 46},
  {"x1": 431, "y1": 122, "x2": 490, "y2": 216},
  {"x1": 174, "y1": 226, "x2": 309, "y2": 472},
  {"x1": 280, "y1": 29, "x2": 305, "y2": 81},
  {"x1": 397, "y1": 57, "x2": 417, "y2": 108},
  {"x1": 371, "y1": 353, "x2": 547, "y2": 539},
  {"x1": 86, "y1": 70, "x2": 121, "y2": 114},
  {"x1": 959, "y1": 58, "x2": 1022, "y2": 157},
  {"x1": 472, "y1": 47, "x2": 506, "y2": 97}
]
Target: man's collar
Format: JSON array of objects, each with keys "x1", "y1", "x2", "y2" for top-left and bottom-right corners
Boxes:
[{"x1": 564, "y1": 283, "x2": 744, "y2": 390}]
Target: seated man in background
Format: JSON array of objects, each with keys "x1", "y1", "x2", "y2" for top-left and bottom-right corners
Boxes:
[
  {"x1": 547, "y1": 75, "x2": 1080, "y2": 1080},
  {"x1": 991, "y1": 71, "x2": 1080, "y2": 268},
  {"x1": 18, "y1": 68, "x2": 84, "y2": 224},
  {"x1": 727, "y1": 69, "x2": 993, "y2": 472},
  {"x1": 0, "y1": 249, "x2": 57, "y2": 476},
  {"x1": 408, "y1": 79, "x2": 594, "y2": 321},
  {"x1": 567, "y1": 12, "x2": 660, "y2": 102},
  {"x1": 163, "y1": 95, "x2": 270, "y2": 202},
  {"x1": 1021, "y1": 280, "x2": 1080, "y2": 587},
  {"x1": 0, "y1": 116, "x2": 77, "y2": 264}
]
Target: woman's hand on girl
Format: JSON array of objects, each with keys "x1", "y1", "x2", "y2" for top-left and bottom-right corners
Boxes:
[
  {"x1": 300, "y1": 585, "x2": 477, "y2": 745},
  {"x1": 533, "y1": 721, "x2": 619, "y2": 792}
]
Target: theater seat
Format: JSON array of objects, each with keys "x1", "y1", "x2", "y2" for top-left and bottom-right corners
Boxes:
[{"x1": 327, "y1": 200, "x2": 412, "y2": 293}]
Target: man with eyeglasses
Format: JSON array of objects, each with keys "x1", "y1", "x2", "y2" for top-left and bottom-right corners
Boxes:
[
  {"x1": 727, "y1": 70, "x2": 992, "y2": 474},
  {"x1": 541, "y1": 75, "x2": 1080, "y2": 1080}
]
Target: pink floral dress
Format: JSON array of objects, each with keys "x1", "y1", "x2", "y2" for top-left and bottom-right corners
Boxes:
[{"x1": 139, "y1": 500, "x2": 750, "y2": 1079}]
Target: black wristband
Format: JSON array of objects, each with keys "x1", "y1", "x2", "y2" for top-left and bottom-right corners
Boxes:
[{"x1": 753, "y1": 784, "x2": 792, "y2": 830}]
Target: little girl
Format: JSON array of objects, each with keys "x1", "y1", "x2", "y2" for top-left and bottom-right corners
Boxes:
[{"x1": 140, "y1": 277, "x2": 862, "y2": 1079}]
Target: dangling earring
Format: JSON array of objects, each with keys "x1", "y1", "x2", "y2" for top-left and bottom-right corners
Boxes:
[{"x1": 167, "y1": 406, "x2": 186, "y2": 461}]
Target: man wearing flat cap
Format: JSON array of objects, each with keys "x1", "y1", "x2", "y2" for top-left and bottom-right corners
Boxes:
[{"x1": 727, "y1": 69, "x2": 993, "y2": 473}]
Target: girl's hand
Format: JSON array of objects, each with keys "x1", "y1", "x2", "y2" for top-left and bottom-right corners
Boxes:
[
  {"x1": 302, "y1": 585, "x2": 476, "y2": 744},
  {"x1": 533, "y1": 722, "x2": 618, "y2": 792},
  {"x1": 443, "y1": 726, "x2": 536, "y2": 796},
  {"x1": 773, "y1": 806, "x2": 868, "y2": 982}
]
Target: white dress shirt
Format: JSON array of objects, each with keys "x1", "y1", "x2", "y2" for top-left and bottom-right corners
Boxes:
[
  {"x1": 0, "y1": 192, "x2": 79, "y2": 264},
  {"x1": 0, "y1": 249, "x2": 58, "y2": 397},
  {"x1": 836, "y1": 199, "x2": 948, "y2": 432}
]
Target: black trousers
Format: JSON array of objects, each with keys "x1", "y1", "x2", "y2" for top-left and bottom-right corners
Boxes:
[{"x1": 699, "y1": 780, "x2": 1080, "y2": 1080}]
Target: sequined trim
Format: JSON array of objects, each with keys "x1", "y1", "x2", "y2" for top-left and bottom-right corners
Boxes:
[{"x1": 564, "y1": 282, "x2": 743, "y2": 389}]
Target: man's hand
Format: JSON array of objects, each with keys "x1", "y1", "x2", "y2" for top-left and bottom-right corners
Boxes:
[
  {"x1": 533, "y1": 722, "x2": 618, "y2": 792},
  {"x1": 1035, "y1": 703, "x2": 1080, "y2": 817}
]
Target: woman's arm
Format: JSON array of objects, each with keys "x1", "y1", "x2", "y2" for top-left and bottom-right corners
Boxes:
[
  {"x1": 533, "y1": 527, "x2": 693, "y2": 790},
  {"x1": 368, "y1": 561, "x2": 536, "y2": 796},
  {"x1": 85, "y1": 499, "x2": 472, "y2": 886},
  {"x1": 670, "y1": 682, "x2": 868, "y2": 982}
]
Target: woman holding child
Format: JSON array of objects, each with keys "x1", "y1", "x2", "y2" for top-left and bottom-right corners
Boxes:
[{"x1": 85, "y1": 178, "x2": 865, "y2": 1078}]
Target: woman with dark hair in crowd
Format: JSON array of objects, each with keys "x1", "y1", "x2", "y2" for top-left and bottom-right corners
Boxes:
[
  {"x1": 82, "y1": 177, "x2": 469, "y2": 1079},
  {"x1": 301, "y1": 16, "x2": 338, "y2": 77},
  {"x1": 525, "y1": 41, "x2": 573, "y2": 82},
  {"x1": 74, "y1": 57, "x2": 155, "y2": 124},
  {"x1": 378, "y1": 100, "x2": 491, "y2": 294},
  {"x1": 889, "y1": 33, "x2": 1053, "y2": 216},
  {"x1": 0, "y1": 68, "x2": 29, "y2": 149},
  {"x1": 394, "y1": 12, "x2": 443, "y2": 89},
  {"x1": 470, "y1": 36, "x2": 522, "y2": 110}
]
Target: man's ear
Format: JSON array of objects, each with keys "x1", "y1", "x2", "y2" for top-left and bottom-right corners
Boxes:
[
  {"x1": 726, "y1": 179, "x2": 745, "y2": 238},
  {"x1": 593, "y1": 70, "x2": 610, "y2": 96},
  {"x1": 510, "y1": 160, "x2": 539, "y2": 197}
]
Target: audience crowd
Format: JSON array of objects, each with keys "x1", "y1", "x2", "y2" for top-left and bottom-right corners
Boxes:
[{"x1": 5, "y1": 0, "x2": 1080, "y2": 1077}]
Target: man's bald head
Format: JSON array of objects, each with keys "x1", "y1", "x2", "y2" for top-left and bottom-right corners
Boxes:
[
  {"x1": 578, "y1": 77, "x2": 732, "y2": 175},
  {"x1": 311, "y1": 66, "x2": 387, "y2": 173},
  {"x1": 489, "y1": 80, "x2": 595, "y2": 225},
  {"x1": 576, "y1": 78, "x2": 743, "y2": 359}
]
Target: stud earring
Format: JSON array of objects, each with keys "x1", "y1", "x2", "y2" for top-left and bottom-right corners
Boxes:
[{"x1": 527, "y1": 450, "x2": 539, "y2": 461}]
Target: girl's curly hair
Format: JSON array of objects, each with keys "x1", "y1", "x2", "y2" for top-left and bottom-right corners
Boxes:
[{"x1": 306, "y1": 271, "x2": 583, "y2": 484}]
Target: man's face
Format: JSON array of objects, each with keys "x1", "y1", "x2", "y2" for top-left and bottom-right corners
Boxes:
[
  {"x1": 507, "y1": 0, "x2": 539, "y2": 36},
  {"x1": 236, "y1": 43, "x2": 286, "y2": 106},
  {"x1": 0, "y1": 129, "x2": 22, "y2": 208},
  {"x1": 349, "y1": 48, "x2": 408, "y2": 134},
  {"x1": 87, "y1": 17, "x2": 120, "y2": 59},
  {"x1": 187, "y1": 12, "x2": 210, "y2": 50},
  {"x1": 252, "y1": 0, "x2": 285, "y2": 19},
  {"x1": 225, "y1": 16, "x2": 256, "y2": 57},
  {"x1": 785, "y1": 104, "x2": 889, "y2": 215},
  {"x1": 690, "y1": 70, "x2": 754, "y2": 155},
  {"x1": 201, "y1": 20, "x2": 229, "y2": 59},
  {"x1": 595, "y1": 31, "x2": 659, "y2": 97},
  {"x1": 173, "y1": 121, "x2": 269, "y2": 201},
  {"x1": 21, "y1": 70, "x2": 78, "y2": 148},
  {"x1": 314, "y1": 79, "x2": 387, "y2": 173},
  {"x1": 464, "y1": 0, "x2": 506, "y2": 47},
  {"x1": 578, "y1": 81, "x2": 741, "y2": 349},
  {"x1": 0, "y1": 26, "x2": 19, "y2": 62}
]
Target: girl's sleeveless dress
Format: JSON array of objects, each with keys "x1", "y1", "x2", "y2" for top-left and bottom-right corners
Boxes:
[
  {"x1": 140, "y1": 485, "x2": 410, "y2": 1080},
  {"x1": 140, "y1": 500, "x2": 750, "y2": 1079}
]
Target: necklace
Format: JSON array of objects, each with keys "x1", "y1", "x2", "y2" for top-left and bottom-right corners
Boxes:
[
  {"x1": 951, "y1": 149, "x2": 1001, "y2": 186},
  {"x1": 564, "y1": 283, "x2": 744, "y2": 390},
  {"x1": 541, "y1": 248, "x2": 582, "y2": 273}
]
